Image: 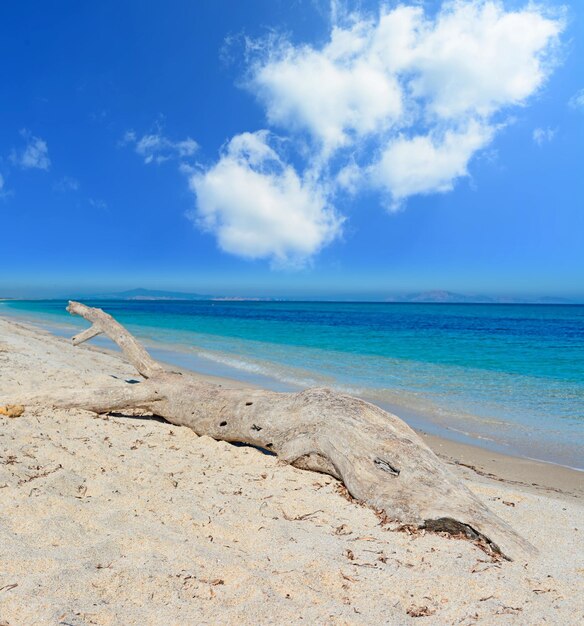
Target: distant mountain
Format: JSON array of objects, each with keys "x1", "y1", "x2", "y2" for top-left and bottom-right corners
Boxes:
[
  {"x1": 90, "y1": 288, "x2": 210, "y2": 301},
  {"x1": 533, "y1": 296, "x2": 575, "y2": 305},
  {"x1": 385, "y1": 290, "x2": 575, "y2": 304},
  {"x1": 386, "y1": 290, "x2": 492, "y2": 303}
]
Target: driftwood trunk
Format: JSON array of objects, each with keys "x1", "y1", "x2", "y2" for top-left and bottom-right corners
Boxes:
[{"x1": 27, "y1": 301, "x2": 535, "y2": 561}]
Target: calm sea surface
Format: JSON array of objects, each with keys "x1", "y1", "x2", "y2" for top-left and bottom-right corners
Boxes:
[{"x1": 2, "y1": 300, "x2": 583, "y2": 469}]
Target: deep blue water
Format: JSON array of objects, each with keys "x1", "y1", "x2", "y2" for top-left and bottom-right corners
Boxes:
[{"x1": 2, "y1": 299, "x2": 583, "y2": 469}]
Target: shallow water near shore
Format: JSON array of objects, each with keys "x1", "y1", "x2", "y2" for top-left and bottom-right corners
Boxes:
[{"x1": 2, "y1": 299, "x2": 583, "y2": 469}]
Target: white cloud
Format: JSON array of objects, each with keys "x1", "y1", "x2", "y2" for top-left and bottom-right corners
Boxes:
[
  {"x1": 248, "y1": 0, "x2": 564, "y2": 203},
  {"x1": 252, "y1": 25, "x2": 404, "y2": 155},
  {"x1": 397, "y1": 2, "x2": 562, "y2": 119},
  {"x1": 130, "y1": 1, "x2": 565, "y2": 264},
  {"x1": 252, "y1": 2, "x2": 562, "y2": 139},
  {"x1": 0, "y1": 173, "x2": 13, "y2": 199},
  {"x1": 89, "y1": 198, "x2": 108, "y2": 211},
  {"x1": 532, "y1": 127, "x2": 556, "y2": 146},
  {"x1": 189, "y1": 131, "x2": 342, "y2": 265},
  {"x1": 372, "y1": 121, "x2": 494, "y2": 205},
  {"x1": 122, "y1": 130, "x2": 198, "y2": 164},
  {"x1": 11, "y1": 130, "x2": 51, "y2": 170},
  {"x1": 568, "y1": 88, "x2": 584, "y2": 110},
  {"x1": 336, "y1": 161, "x2": 363, "y2": 195},
  {"x1": 53, "y1": 176, "x2": 80, "y2": 192}
]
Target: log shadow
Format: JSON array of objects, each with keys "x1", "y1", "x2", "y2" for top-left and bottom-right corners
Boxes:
[
  {"x1": 107, "y1": 411, "x2": 169, "y2": 424},
  {"x1": 107, "y1": 412, "x2": 277, "y2": 456}
]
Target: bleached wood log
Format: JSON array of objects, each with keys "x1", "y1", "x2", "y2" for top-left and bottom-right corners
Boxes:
[
  {"x1": 35, "y1": 301, "x2": 536, "y2": 561},
  {"x1": 67, "y1": 301, "x2": 163, "y2": 379},
  {"x1": 71, "y1": 325, "x2": 103, "y2": 345}
]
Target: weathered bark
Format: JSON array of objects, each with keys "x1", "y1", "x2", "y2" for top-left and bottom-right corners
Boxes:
[{"x1": 32, "y1": 301, "x2": 535, "y2": 560}]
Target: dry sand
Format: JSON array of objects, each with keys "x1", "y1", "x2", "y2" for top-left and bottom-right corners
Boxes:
[{"x1": 0, "y1": 316, "x2": 583, "y2": 625}]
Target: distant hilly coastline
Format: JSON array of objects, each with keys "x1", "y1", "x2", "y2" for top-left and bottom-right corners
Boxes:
[
  {"x1": 77, "y1": 288, "x2": 578, "y2": 304},
  {"x1": 89, "y1": 288, "x2": 210, "y2": 301},
  {"x1": 384, "y1": 290, "x2": 575, "y2": 304},
  {"x1": 2, "y1": 288, "x2": 575, "y2": 304},
  {"x1": 87, "y1": 289, "x2": 276, "y2": 302}
]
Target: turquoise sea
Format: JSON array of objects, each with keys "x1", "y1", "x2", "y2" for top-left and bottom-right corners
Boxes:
[{"x1": 1, "y1": 299, "x2": 583, "y2": 470}]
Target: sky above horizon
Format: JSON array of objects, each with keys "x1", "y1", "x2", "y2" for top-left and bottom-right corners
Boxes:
[{"x1": 1, "y1": 0, "x2": 583, "y2": 299}]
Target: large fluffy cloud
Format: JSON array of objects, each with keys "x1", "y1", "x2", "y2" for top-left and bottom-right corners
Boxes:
[
  {"x1": 253, "y1": 24, "x2": 404, "y2": 155},
  {"x1": 253, "y1": 2, "x2": 562, "y2": 135},
  {"x1": 372, "y1": 121, "x2": 494, "y2": 203},
  {"x1": 189, "y1": 1, "x2": 563, "y2": 262},
  {"x1": 391, "y1": 2, "x2": 562, "y2": 119},
  {"x1": 189, "y1": 132, "x2": 342, "y2": 265}
]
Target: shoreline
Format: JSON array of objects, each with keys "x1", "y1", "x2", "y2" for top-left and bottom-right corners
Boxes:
[
  {"x1": 420, "y1": 432, "x2": 583, "y2": 502},
  {"x1": 2, "y1": 310, "x2": 584, "y2": 624},
  {"x1": 153, "y1": 347, "x2": 584, "y2": 501},
  {"x1": 2, "y1": 302, "x2": 582, "y2": 472},
  {"x1": 1, "y1": 313, "x2": 582, "y2": 501}
]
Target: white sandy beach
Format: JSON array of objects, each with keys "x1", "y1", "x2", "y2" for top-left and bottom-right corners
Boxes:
[{"x1": 1, "y1": 316, "x2": 583, "y2": 625}]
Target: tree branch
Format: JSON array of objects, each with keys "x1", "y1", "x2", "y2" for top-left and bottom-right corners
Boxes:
[{"x1": 67, "y1": 301, "x2": 164, "y2": 379}]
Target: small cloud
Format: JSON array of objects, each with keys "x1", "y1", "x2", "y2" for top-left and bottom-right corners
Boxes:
[
  {"x1": 178, "y1": 162, "x2": 196, "y2": 176},
  {"x1": 219, "y1": 33, "x2": 241, "y2": 67},
  {"x1": 89, "y1": 109, "x2": 108, "y2": 122},
  {"x1": 336, "y1": 162, "x2": 363, "y2": 195},
  {"x1": 0, "y1": 173, "x2": 13, "y2": 200},
  {"x1": 568, "y1": 88, "x2": 584, "y2": 110},
  {"x1": 53, "y1": 176, "x2": 80, "y2": 192},
  {"x1": 122, "y1": 128, "x2": 198, "y2": 165},
  {"x1": 121, "y1": 130, "x2": 136, "y2": 144},
  {"x1": 89, "y1": 198, "x2": 108, "y2": 211},
  {"x1": 11, "y1": 130, "x2": 51, "y2": 170},
  {"x1": 532, "y1": 127, "x2": 557, "y2": 146}
]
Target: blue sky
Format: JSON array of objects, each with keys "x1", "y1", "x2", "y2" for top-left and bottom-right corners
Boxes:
[{"x1": 1, "y1": 0, "x2": 583, "y2": 299}]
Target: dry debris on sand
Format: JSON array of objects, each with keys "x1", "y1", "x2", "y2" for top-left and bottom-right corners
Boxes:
[{"x1": 0, "y1": 317, "x2": 583, "y2": 625}]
